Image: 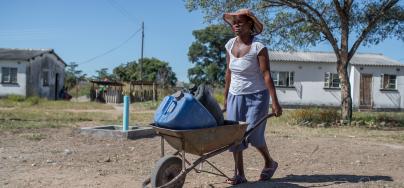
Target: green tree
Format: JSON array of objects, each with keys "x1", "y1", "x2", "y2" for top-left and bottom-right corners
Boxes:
[
  {"x1": 114, "y1": 60, "x2": 139, "y2": 81},
  {"x1": 186, "y1": 0, "x2": 404, "y2": 122},
  {"x1": 65, "y1": 62, "x2": 86, "y2": 89},
  {"x1": 187, "y1": 24, "x2": 233, "y2": 86},
  {"x1": 112, "y1": 57, "x2": 178, "y2": 87},
  {"x1": 94, "y1": 68, "x2": 114, "y2": 81}
]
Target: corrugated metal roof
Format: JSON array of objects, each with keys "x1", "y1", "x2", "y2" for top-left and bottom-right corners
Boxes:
[
  {"x1": 269, "y1": 51, "x2": 404, "y2": 67},
  {"x1": 0, "y1": 48, "x2": 66, "y2": 65},
  {"x1": 0, "y1": 48, "x2": 52, "y2": 60}
]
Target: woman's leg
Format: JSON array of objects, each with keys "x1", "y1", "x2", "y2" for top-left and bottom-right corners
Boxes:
[
  {"x1": 233, "y1": 151, "x2": 245, "y2": 177},
  {"x1": 256, "y1": 145, "x2": 274, "y2": 168},
  {"x1": 226, "y1": 93, "x2": 248, "y2": 184},
  {"x1": 244, "y1": 90, "x2": 277, "y2": 179}
]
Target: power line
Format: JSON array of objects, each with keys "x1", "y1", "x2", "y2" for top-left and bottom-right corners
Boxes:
[
  {"x1": 106, "y1": 0, "x2": 138, "y2": 24},
  {"x1": 78, "y1": 27, "x2": 142, "y2": 65}
]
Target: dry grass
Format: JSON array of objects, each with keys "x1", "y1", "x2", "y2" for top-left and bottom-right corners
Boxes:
[
  {"x1": 1, "y1": 98, "x2": 403, "y2": 143},
  {"x1": 268, "y1": 109, "x2": 404, "y2": 143}
]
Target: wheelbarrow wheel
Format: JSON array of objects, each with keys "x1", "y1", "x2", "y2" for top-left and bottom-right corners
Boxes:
[{"x1": 151, "y1": 155, "x2": 185, "y2": 188}]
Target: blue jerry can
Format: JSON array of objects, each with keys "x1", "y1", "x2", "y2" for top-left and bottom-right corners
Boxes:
[{"x1": 154, "y1": 91, "x2": 217, "y2": 130}]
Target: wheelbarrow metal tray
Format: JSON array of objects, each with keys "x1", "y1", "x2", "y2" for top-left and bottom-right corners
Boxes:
[{"x1": 152, "y1": 120, "x2": 248, "y2": 156}]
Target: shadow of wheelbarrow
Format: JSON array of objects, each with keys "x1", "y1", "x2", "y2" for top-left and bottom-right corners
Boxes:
[{"x1": 230, "y1": 174, "x2": 393, "y2": 188}]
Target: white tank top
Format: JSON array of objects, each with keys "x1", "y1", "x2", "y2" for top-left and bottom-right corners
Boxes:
[{"x1": 225, "y1": 37, "x2": 267, "y2": 95}]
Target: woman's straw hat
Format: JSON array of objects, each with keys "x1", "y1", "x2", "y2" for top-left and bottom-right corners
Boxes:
[{"x1": 223, "y1": 9, "x2": 263, "y2": 35}]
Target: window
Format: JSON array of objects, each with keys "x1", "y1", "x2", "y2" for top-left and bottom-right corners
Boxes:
[
  {"x1": 42, "y1": 70, "x2": 49, "y2": 86},
  {"x1": 1, "y1": 67, "x2": 17, "y2": 84},
  {"x1": 324, "y1": 72, "x2": 340, "y2": 88},
  {"x1": 381, "y1": 74, "x2": 396, "y2": 90},
  {"x1": 271, "y1": 71, "x2": 294, "y2": 87}
]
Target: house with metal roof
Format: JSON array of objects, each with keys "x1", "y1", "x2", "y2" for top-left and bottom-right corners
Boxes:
[
  {"x1": 0, "y1": 48, "x2": 66, "y2": 99},
  {"x1": 268, "y1": 51, "x2": 404, "y2": 110}
]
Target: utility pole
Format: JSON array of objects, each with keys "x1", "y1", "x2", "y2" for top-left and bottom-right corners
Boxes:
[
  {"x1": 140, "y1": 22, "x2": 144, "y2": 102},
  {"x1": 140, "y1": 21, "x2": 144, "y2": 81}
]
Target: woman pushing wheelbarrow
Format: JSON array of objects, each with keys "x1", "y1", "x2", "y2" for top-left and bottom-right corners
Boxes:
[
  {"x1": 143, "y1": 8, "x2": 282, "y2": 188},
  {"x1": 223, "y1": 8, "x2": 282, "y2": 185}
]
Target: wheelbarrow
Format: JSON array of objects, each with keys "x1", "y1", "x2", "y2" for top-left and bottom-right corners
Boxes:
[{"x1": 143, "y1": 113, "x2": 275, "y2": 188}]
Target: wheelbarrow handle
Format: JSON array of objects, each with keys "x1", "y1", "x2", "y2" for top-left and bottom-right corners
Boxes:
[{"x1": 243, "y1": 113, "x2": 275, "y2": 138}]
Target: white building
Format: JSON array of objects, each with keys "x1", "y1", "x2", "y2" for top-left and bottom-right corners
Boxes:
[
  {"x1": 0, "y1": 48, "x2": 66, "y2": 99},
  {"x1": 269, "y1": 51, "x2": 404, "y2": 110}
]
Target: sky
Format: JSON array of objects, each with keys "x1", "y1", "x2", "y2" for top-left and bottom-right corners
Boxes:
[{"x1": 1, "y1": 0, "x2": 403, "y2": 82}]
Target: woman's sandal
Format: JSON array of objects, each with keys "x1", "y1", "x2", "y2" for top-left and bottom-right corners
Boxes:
[
  {"x1": 225, "y1": 175, "x2": 248, "y2": 185},
  {"x1": 259, "y1": 161, "x2": 278, "y2": 181}
]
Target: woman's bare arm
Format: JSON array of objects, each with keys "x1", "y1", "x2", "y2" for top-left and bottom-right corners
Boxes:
[
  {"x1": 223, "y1": 51, "x2": 231, "y2": 111},
  {"x1": 257, "y1": 47, "x2": 282, "y2": 116}
]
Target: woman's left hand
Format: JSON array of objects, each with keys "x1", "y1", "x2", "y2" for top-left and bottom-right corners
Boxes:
[{"x1": 272, "y1": 103, "x2": 282, "y2": 117}]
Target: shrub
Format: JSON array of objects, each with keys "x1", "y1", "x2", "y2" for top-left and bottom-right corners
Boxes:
[
  {"x1": 214, "y1": 93, "x2": 225, "y2": 107},
  {"x1": 6, "y1": 95, "x2": 25, "y2": 102},
  {"x1": 26, "y1": 96, "x2": 42, "y2": 105},
  {"x1": 213, "y1": 88, "x2": 225, "y2": 107},
  {"x1": 353, "y1": 112, "x2": 404, "y2": 128},
  {"x1": 290, "y1": 108, "x2": 339, "y2": 127}
]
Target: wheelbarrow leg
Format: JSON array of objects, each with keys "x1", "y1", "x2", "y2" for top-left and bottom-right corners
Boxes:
[
  {"x1": 181, "y1": 138, "x2": 185, "y2": 171},
  {"x1": 161, "y1": 136, "x2": 165, "y2": 157}
]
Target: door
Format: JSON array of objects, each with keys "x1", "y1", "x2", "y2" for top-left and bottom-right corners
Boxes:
[
  {"x1": 55, "y1": 73, "x2": 59, "y2": 100},
  {"x1": 360, "y1": 74, "x2": 372, "y2": 108}
]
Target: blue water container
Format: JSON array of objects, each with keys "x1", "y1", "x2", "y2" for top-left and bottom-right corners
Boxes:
[{"x1": 154, "y1": 92, "x2": 217, "y2": 130}]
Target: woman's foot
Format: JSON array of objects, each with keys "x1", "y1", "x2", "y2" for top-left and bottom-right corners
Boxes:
[
  {"x1": 259, "y1": 161, "x2": 278, "y2": 181},
  {"x1": 225, "y1": 175, "x2": 248, "y2": 185}
]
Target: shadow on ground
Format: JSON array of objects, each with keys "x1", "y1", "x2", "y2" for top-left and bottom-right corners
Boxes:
[{"x1": 229, "y1": 174, "x2": 393, "y2": 188}]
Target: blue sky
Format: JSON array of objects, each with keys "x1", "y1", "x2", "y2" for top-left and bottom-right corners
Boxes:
[{"x1": 1, "y1": 0, "x2": 403, "y2": 82}]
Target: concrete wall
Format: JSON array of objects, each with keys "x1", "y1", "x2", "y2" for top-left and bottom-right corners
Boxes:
[
  {"x1": 27, "y1": 53, "x2": 65, "y2": 99},
  {"x1": 271, "y1": 61, "x2": 342, "y2": 106},
  {"x1": 351, "y1": 65, "x2": 404, "y2": 109},
  {"x1": 0, "y1": 60, "x2": 28, "y2": 97}
]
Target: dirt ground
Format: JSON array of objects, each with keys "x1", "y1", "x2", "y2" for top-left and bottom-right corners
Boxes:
[{"x1": 1, "y1": 120, "x2": 404, "y2": 188}]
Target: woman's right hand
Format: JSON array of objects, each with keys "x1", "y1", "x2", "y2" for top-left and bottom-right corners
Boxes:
[{"x1": 272, "y1": 102, "x2": 282, "y2": 117}]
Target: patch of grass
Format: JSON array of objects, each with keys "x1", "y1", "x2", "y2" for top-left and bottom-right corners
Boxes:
[
  {"x1": 0, "y1": 96, "x2": 45, "y2": 108},
  {"x1": 26, "y1": 96, "x2": 41, "y2": 105},
  {"x1": 19, "y1": 132, "x2": 47, "y2": 141},
  {"x1": 6, "y1": 95, "x2": 25, "y2": 102},
  {"x1": 133, "y1": 100, "x2": 161, "y2": 111},
  {"x1": 353, "y1": 112, "x2": 404, "y2": 128},
  {"x1": 0, "y1": 108, "x2": 119, "y2": 130},
  {"x1": 268, "y1": 110, "x2": 404, "y2": 143},
  {"x1": 131, "y1": 112, "x2": 154, "y2": 125},
  {"x1": 0, "y1": 120, "x2": 67, "y2": 130},
  {"x1": 35, "y1": 101, "x2": 114, "y2": 110},
  {"x1": 289, "y1": 108, "x2": 339, "y2": 126},
  {"x1": 0, "y1": 97, "x2": 114, "y2": 110}
]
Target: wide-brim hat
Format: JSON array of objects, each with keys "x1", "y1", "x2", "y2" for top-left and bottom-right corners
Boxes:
[{"x1": 223, "y1": 9, "x2": 263, "y2": 35}]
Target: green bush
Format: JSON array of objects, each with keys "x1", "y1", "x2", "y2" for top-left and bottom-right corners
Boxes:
[
  {"x1": 6, "y1": 95, "x2": 25, "y2": 102},
  {"x1": 214, "y1": 93, "x2": 225, "y2": 106},
  {"x1": 353, "y1": 112, "x2": 404, "y2": 127},
  {"x1": 26, "y1": 96, "x2": 42, "y2": 105},
  {"x1": 213, "y1": 88, "x2": 225, "y2": 107}
]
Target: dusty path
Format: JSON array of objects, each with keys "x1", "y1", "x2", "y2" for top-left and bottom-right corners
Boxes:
[{"x1": 1, "y1": 126, "x2": 404, "y2": 188}]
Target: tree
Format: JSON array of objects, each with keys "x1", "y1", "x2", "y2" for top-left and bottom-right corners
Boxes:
[
  {"x1": 112, "y1": 57, "x2": 178, "y2": 87},
  {"x1": 113, "y1": 60, "x2": 139, "y2": 81},
  {"x1": 187, "y1": 24, "x2": 233, "y2": 86},
  {"x1": 186, "y1": 0, "x2": 404, "y2": 122},
  {"x1": 65, "y1": 62, "x2": 86, "y2": 89},
  {"x1": 94, "y1": 68, "x2": 115, "y2": 81}
]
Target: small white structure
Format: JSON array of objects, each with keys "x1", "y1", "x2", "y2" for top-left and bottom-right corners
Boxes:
[
  {"x1": 269, "y1": 51, "x2": 404, "y2": 110},
  {"x1": 0, "y1": 48, "x2": 66, "y2": 99}
]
